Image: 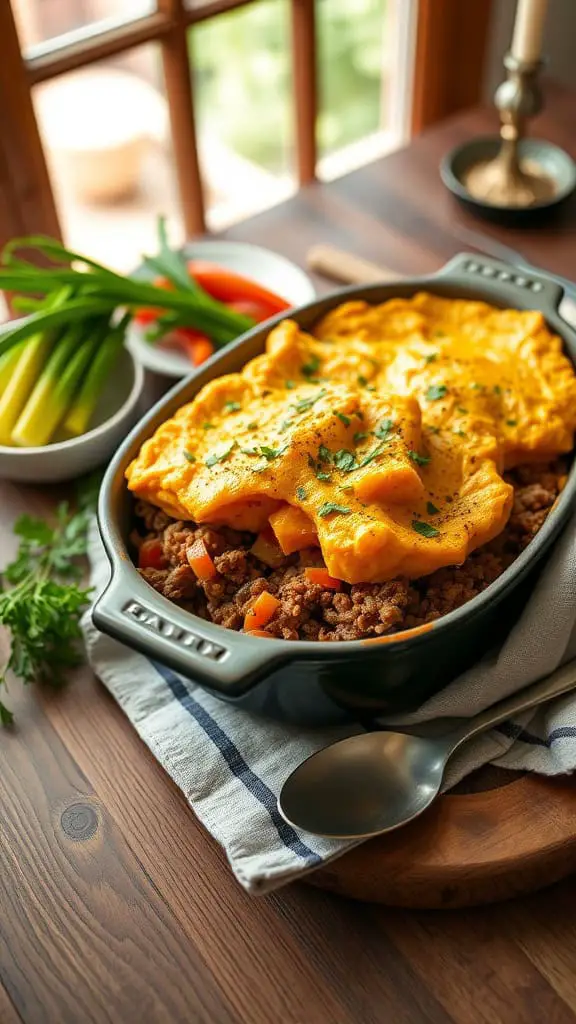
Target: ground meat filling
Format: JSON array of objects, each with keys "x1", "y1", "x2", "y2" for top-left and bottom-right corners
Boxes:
[{"x1": 131, "y1": 461, "x2": 566, "y2": 641}]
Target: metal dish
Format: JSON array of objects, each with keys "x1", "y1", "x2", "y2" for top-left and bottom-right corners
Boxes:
[
  {"x1": 441, "y1": 137, "x2": 576, "y2": 226},
  {"x1": 94, "y1": 252, "x2": 576, "y2": 726}
]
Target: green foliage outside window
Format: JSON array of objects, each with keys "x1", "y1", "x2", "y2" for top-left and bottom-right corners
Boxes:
[{"x1": 191, "y1": 0, "x2": 386, "y2": 174}]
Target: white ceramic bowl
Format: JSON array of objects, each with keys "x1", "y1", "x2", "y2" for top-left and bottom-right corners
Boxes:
[
  {"x1": 126, "y1": 240, "x2": 316, "y2": 378},
  {"x1": 0, "y1": 346, "x2": 145, "y2": 482}
]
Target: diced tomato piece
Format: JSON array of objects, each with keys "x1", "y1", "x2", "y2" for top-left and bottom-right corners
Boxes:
[
  {"x1": 138, "y1": 538, "x2": 167, "y2": 570},
  {"x1": 304, "y1": 567, "x2": 342, "y2": 590},
  {"x1": 187, "y1": 538, "x2": 217, "y2": 581},
  {"x1": 243, "y1": 591, "x2": 281, "y2": 631},
  {"x1": 174, "y1": 330, "x2": 215, "y2": 366},
  {"x1": 186, "y1": 260, "x2": 290, "y2": 315},
  {"x1": 226, "y1": 299, "x2": 275, "y2": 323}
]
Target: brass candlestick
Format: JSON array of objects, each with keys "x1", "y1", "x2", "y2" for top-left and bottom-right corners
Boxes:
[{"x1": 464, "y1": 53, "x2": 557, "y2": 208}]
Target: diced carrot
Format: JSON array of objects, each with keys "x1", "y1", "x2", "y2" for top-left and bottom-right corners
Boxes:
[
  {"x1": 138, "y1": 538, "x2": 167, "y2": 570},
  {"x1": 304, "y1": 567, "x2": 342, "y2": 590},
  {"x1": 187, "y1": 538, "x2": 217, "y2": 581},
  {"x1": 244, "y1": 629, "x2": 275, "y2": 639},
  {"x1": 243, "y1": 591, "x2": 281, "y2": 631}
]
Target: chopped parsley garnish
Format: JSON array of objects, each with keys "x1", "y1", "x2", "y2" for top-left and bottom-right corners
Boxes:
[
  {"x1": 318, "y1": 502, "x2": 351, "y2": 518},
  {"x1": 224, "y1": 400, "x2": 241, "y2": 413},
  {"x1": 183, "y1": 450, "x2": 196, "y2": 464},
  {"x1": 357, "y1": 374, "x2": 369, "y2": 386},
  {"x1": 356, "y1": 440, "x2": 387, "y2": 468},
  {"x1": 409, "y1": 450, "x2": 431, "y2": 466},
  {"x1": 373, "y1": 417, "x2": 394, "y2": 440},
  {"x1": 333, "y1": 410, "x2": 351, "y2": 426},
  {"x1": 318, "y1": 444, "x2": 332, "y2": 464},
  {"x1": 202, "y1": 422, "x2": 215, "y2": 430},
  {"x1": 280, "y1": 419, "x2": 293, "y2": 432},
  {"x1": 506, "y1": 419, "x2": 518, "y2": 426},
  {"x1": 424, "y1": 353, "x2": 438, "y2": 364},
  {"x1": 425, "y1": 384, "x2": 448, "y2": 402},
  {"x1": 308, "y1": 453, "x2": 331, "y2": 481},
  {"x1": 301, "y1": 354, "x2": 321, "y2": 378},
  {"x1": 353, "y1": 431, "x2": 368, "y2": 443},
  {"x1": 454, "y1": 429, "x2": 467, "y2": 438},
  {"x1": 427, "y1": 425, "x2": 440, "y2": 434},
  {"x1": 240, "y1": 447, "x2": 258, "y2": 456},
  {"x1": 259, "y1": 445, "x2": 287, "y2": 461},
  {"x1": 470, "y1": 382, "x2": 485, "y2": 392},
  {"x1": 205, "y1": 442, "x2": 236, "y2": 467},
  {"x1": 292, "y1": 388, "x2": 327, "y2": 414},
  {"x1": 426, "y1": 501, "x2": 440, "y2": 515},
  {"x1": 247, "y1": 421, "x2": 258, "y2": 430},
  {"x1": 366, "y1": 385, "x2": 377, "y2": 392},
  {"x1": 333, "y1": 449, "x2": 356, "y2": 472},
  {"x1": 354, "y1": 409, "x2": 364, "y2": 420},
  {"x1": 285, "y1": 380, "x2": 295, "y2": 390},
  {"x1": 433, "y1": 330, "x2": 446, "y2": 338},
  {"x1": 296, "y1": 486, "x2": 307, "y2": 501},
  {"x1": 457, "y1": 406, "x2": 468, "y2": 414},
  {"x1": 340, "y1": 485, "x2": 353, "y2": 493},
  {"x1": 412, "y1": 520, "x2": 440, "y2": 538},
  {"x1": 493, "y1": 385, "x2": 502, "y2": 395}
]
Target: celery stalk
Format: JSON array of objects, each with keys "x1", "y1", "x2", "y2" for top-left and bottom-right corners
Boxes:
[
  {"x1": 11, "y1": 321, "x2": 97, "y2": 448},
  {"x1": 0, "y1": 287, "x2": 71, "y2": 445},
  {"x1": 0, "y1": 345, "x2": 24, "y2": 394},
  {"x1": 63, "y1": 322, "x2": 124, "y2": 437}
]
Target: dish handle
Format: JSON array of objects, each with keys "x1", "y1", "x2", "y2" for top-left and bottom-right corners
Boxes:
[
  {"x1": 435, "y1": 251, "x2": 565, "y2": 314},
  {"x1": 92, "y1": 575, "x2": 285, "y2": 695}
]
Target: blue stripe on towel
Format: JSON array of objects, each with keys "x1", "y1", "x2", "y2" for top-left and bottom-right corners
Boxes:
[
  {"x1": 497, "y1": 721, "x2": 576, "y2": 748},
  {"x1": 152, "y1": 661, "x2": 322, "y2": 865}
]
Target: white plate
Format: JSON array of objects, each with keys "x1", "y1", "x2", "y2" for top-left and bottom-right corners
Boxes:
[{"x1": 126, "y1": 240, "x2": 316, "y2": 378}]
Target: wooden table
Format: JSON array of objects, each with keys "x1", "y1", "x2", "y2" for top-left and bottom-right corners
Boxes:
[{"x1": 3, "y1": 85, "x2": 576, "y2": 1024}]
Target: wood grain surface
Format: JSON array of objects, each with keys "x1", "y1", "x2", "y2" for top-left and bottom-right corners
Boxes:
[{"x1": 2, "y1": 84, "x2": 576, "y2": 1023}]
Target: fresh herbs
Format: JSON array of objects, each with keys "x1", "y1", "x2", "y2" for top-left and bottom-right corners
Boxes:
[
  {"x1": 373, "y1": 418, "x2": 394, "y2": 440},
  {"x1": 284, "y1": 380, "x2": 295, "y2": 390},
  {"x1": 357, "y1": 374, "x2": 369, "y2": 387},
  {"x1": 353, "y1": 431, "x2": 368, "y2": 443},
  {"x1": 224, "y1": 400, "x2": 241, "y2": 413},
  {"x1": 333, "y1": 449, "x2": 356, "y2": 472},
  {"x1": 296, "y1": 486, "x2": 307, "y2": 501},
  {"x1": 318, "y1": 502, "x2": 351, "y2": 518},
  {"x1": 0, "y1": 475, "x2": 100, "y2": 725},
  {"x1": 205, "y1": 442, "x2": 236, "y2": 467},
  {"x1": 292, "y1": 388, "x2": 327, "y2": 414},
  {"x1": 301, "y1": 354, "x2": 321, "y2": 378},
  {"x1": 333, "y1": 410, "x2": 351, "y2": 427},
  {"x1": 183, "y1": 449, "x2": 196, "y2": 463},
  {"x1": 424, "y1": 353, "x2": 438, "y2": 364},
  {"x1": 409, "y1": 450, "x2": 431, "y2": 466},
  {"x1": 506, "y1": 419, "x2": 518, "y2": 427},
  {"x1": 426, "y1": 501, "x2": 440, "y2": 515},
  {"x1": 202, "y1": 422, "x2": 215, "y2": 430},
  {"x1": 425, "y1": 384, "x2": 448, "y2": 402},
  {"x1": 411, "y1": 520, "x2": 440, "y2": 538},
  {"x1": 259, "y1": 445, "x2": 287, "y2": 461}
]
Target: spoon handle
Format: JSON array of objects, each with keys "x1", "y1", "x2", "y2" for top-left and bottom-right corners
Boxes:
[{"x1": 446, "y1": 657, "x2": 576, "y2": 754}]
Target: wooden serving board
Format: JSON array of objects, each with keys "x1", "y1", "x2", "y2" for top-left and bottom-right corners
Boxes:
[{"x1": 308, "y1": 769, "x2": 576, "y2": 908}]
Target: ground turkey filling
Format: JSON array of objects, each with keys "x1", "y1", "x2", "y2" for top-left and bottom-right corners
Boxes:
[{"x1": 131, "y1": 461, "x2": 566, "y2": 642}]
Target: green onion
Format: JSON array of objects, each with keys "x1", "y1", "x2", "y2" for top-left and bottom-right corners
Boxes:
[{"x1": 63, "y1": 319, "x2": 126, "y2": 437}]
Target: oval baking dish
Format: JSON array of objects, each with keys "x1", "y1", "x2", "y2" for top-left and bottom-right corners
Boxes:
[{"x1": 94, "y1": 252, "x2": 576, "y2": 726}]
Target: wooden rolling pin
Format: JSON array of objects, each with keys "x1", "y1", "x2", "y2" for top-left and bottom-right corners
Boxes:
[{"x1": 307, "y1": 244, "x2": 401, "y2": 286}]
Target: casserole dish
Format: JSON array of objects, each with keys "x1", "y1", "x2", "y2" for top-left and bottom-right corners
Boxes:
[{"x1": 94, "y1": 252, "x2": 576, "y2": 725}]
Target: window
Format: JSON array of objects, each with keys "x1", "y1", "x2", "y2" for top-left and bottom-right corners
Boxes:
[{"x1": 2, "y1": 0, "x2": 493, "y2": 266}]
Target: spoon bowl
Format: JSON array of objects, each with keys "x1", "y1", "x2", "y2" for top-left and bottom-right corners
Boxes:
[
  {"x1": 279, "y1": 732, "x2": 448, "y2": 839},
  {"x1": 278, "y1": 658, "x2": 576, "y2": 840}
]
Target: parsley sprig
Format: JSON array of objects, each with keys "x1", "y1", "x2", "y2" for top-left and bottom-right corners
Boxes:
[{"x1": 0, "y1": 475, "x2": 100, "y2": 725}]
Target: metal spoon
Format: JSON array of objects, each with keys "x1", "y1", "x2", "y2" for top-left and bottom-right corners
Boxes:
[{"x1": 278, "y1": 659, "x2": 576, "y2": 839}]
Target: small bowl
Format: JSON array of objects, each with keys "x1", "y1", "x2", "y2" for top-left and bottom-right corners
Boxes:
[
  {"x1": 0, "y1": 346, "x2": 145, "y2": 483},
  {"x1": 127, "y1": 239, "x2": 316, "y2": 378},
  {"x1": 441, "y1": 136, "x2": 576, "y2": 226}
]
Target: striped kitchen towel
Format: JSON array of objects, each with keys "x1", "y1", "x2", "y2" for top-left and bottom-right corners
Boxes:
[{"x1": 83, "y1": 509, "x2": 576, "y2": 895}]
